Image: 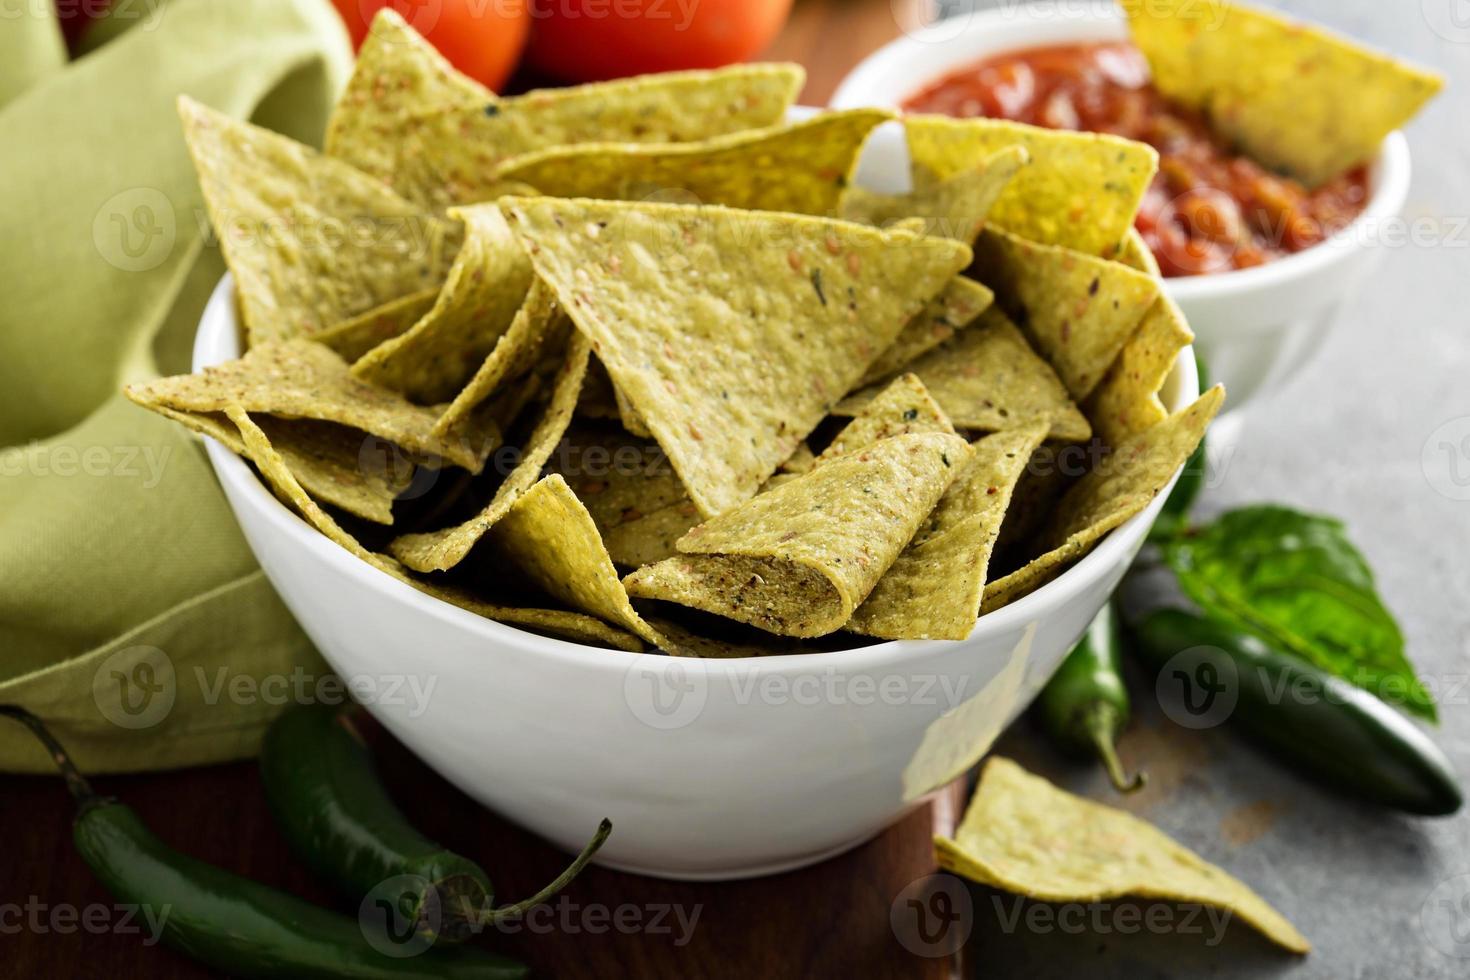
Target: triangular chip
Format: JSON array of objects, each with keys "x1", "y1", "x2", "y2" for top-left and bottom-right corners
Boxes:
[
  {"x1": 124, "y1": 340, "x2": 495, "y2": 472},
  {"x1": 352, "y1": 204, "x2": 535, "y2": 404},
  {"x1": 390, "y1": 333, "x2": 592, "y2": 572},
  {"x1": 327, "y1": 10, "x2": 804, "y2": 210},
  {"x1": 858, "y1": 276, "x2": 994, "y2": 386},
  {"x1": 624, "y1": 431, "x2": 972, "y2": 637},
  {"x1": 904, "y1": 115, "x2": 1157, "y2": 258},
  {"x1": 488, "y1": 474, "x2": 663, "y2": 646},
  {"x1": 1127, "y1": 0, "x2": 1442, "y2": 187},
  {"x1": 177, "y1": 96, "x2": 454, "y2": 348},
  {"x1": 1085, "y1": 294, "x2": 1195, "y2": 447},
  {"x1": 645, "y1": 616, "x2": 808, "y2": 659},
  {"x1": 937, "y1": 758, "x2": 1310, "y2": 953},
  {"x1": 851, "y1": 421, "x2": 1048, "y2": 640},
  {"x1": 817, "y1": 373, "x2": 957, "y2": 460},
  {"x1": 503, "y1": 196, "x2": 972, "y2": 517},
  {"x1": 491, "y1": 110, "x2": 893, "y2": 216},
  {"x1": 971, "y1": 227, "x2": 1159, "y2": 400},
  {"x1": 612, "y1": 384, "x2": 652, "y2": 439},
  {"x1": 314, "y1": 289, "x2": 439, "y2": 364},
  {"x1": 838, "y1": 309, "x2": 1092, "y2": 444},
  {"x1": 839, "y1": 145, "x2": 1028, "y2": 244},
  {"x1": 983, "y1": 385, "x2": 1224, "y2": 612}
]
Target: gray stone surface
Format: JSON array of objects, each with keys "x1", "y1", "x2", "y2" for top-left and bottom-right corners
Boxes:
[{"x1": 948, "y1": 1, "x2": 1470, "y2": 976}]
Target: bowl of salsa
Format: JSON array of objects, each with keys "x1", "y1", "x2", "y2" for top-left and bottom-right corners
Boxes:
[{"x1": 831, "y1": 2, "x2": 1418, "y2": 416}]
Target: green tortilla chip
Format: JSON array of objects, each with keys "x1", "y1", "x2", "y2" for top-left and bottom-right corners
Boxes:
[
  {"x1": 851, "y1": 421, "x2": 1048, "y2": 640},
  {"x1": 971, "y1": 227, "x2": 1159, "y2": 400},
  {"x1": 858, "y1": 276, "x2": 994, "y2": 386},
  {"x1": 314, "y1": 289, "x2": 440, "y2": 363},
  {"x1": 177, "y1": 96, "x2": 454, "y2": 348},
  {"x1": 838, "y1": 309, "x2": 1092, "y2": 443},
  {"x1": 432, "y1": 278, "x2": 568, "y2": 439},
  {"x1": 1126, "y1": 0, "x2": 1442, "y2": 187},
  {"x1": 503, "y1": 196, "x2": 972, "y2": 517},
  {"x1": 489, "y1": 474, "x2": 664, "y2": 647},
  {"x1": 492, "y1": 110, "x2": 893, "y2": 216},
  {"x1": 840, "y1": 145, "x2": 1028, "y2": 244},
  {"x1": 937, "y1": 757, "x2": 1310, "y2": 954},
  {"x1": 624, "y1": 431, "x2": 972, "y2": 637},
  {"x1": 819, "y1": 373, "x2": 957, "y2": 460},
  {"x1": 327, "y1": 10, "x2": 804, "y2": 210},
  {"x1": 612, "y1": 384, "x2": 653, "y2": 439},
  {"x1": 905, "y1": 115, "x2": 1157, "y2": 258},
  {"x1": 1086, "y1": 293, "x2": 1194, "y2": 447},
  {"x1": 125, "y1": 340, "x2": 495, "y2": 472},
  {"x1": 390, "y1": 333, "x2": 592, "y2": 572},
  {"x1": 648, "y1": 616, "x2": 808, "y2": 659},
  {"x1": 352, "y1": 204, "x2": 535, "y2": 404},
  {"x1": 983, "y1": 385, "x2": 1224, "y2": 611}
]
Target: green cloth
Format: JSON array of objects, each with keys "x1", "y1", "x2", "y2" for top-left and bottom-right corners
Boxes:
[{"x1": 0, "y1": 0, "x2": 354, "y2": 773}]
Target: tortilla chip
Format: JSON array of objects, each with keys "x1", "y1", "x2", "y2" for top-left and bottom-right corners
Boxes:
[
  {"x1": 1126, "y1": 0, "x2": 1442, "y2": 187},
  {"x1": 648, "y1": 616, "x2": 808, "y2": 659},
  {"x1": 858, "y1": 276, "x2": 994, "y2": 386},
  {"x1": 840, "y1": 145, "x2": 1028, "y2": 243},
  {"x1": 1085, "y1": 294, "x2": 1194, "y2": 447},
  {"x1": 578, "y1": 359, "x2": 622, "y2": 420},
  {"x1": 124, "y1": 340, "x2": 495, "y2": 472},
  {"x1": 612, "y1": 384, "x2": 653, "y2": 438},
  {"x1": 352, "y1": 204, "x2": 535, "y2": 404},
  {"x1": 971, "y1": 228, "x2": 1159, "y2": 400},
  {"x1": 838, "y1": 309, "x2": 1091, "y2": 443},
  {"x1": 937, "y1": 757, "x2": 1310, "y2": 954},
  {"x1": 488, "y1": 474, "x2": 663, "y2": 646},
  {"x1": 177, "y1": 96, "x2": 453, "y2": 348},
  {"x1": 491, "y1": 110, "x2": 893, "y2": 216},
  {"x1": 1116, "y1": 226, "x2": 1162, "y2": 276},
  {"x1": 982, "y1": 386, "x2": 1224, "y2": 611},
  {"x1": 432, "y1": 278, "x2": 567, "y2": 438},
  {"x1": 850, "y1": 421, "x2": 1048, "y2": 640},
  {"x1": 390, "y1": 333, "x2": 592, "y2": 572},
  {"x1": 503, "y1": 196, "x2": 972, "y2": 517},
  {"x1": 818, "y1": 373, "x2": 957, "y2": 461},
  {"x1": 905, "y1": 115, "x2": 1157, "y2": 258},
  {"x1": 624, "y1": 431, "x2": 972, "y2": 637},
  {"x1": 327, "y1": 10, "x2": 804, "y2": 209},
  {"x1": 314, "y1": 289, "x2": 439, "y2": 363}
]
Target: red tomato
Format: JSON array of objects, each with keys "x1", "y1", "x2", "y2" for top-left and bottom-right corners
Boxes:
[
  {"x1": 332, "y1": 0, "x2": 531, "y2": 92},
  {"x1": 526, "y1": 0, "x2": 793, "y2": 83}
]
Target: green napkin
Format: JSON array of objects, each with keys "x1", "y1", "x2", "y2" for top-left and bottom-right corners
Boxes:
[{"x1": 0, "y1": 0, "x2": 354, "y2": 773}]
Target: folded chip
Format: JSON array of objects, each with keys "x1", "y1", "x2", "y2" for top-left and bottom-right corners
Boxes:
[
  {"x1": 971, "y1": 227, "x2": 1159, "y2": 400},
  {"x1": 1127, "y1": 0, "x2": 1442, "y2": 187},
  {"x1": 905, "y1": 115, "x2": 1157, "y2": 258},
  {"x1": 1085, "y1": 293, "x2": 1195, "y2": 447},
  {"x1": 491, "y1": 110, "x2": 894, "y2": 216},
  {"x1": 314, "y1": 289, "x2": 440, "y2": 364},
  {"x1": 503, "y1": 196, "x2": 972, "y2": 517},
  {"x1": 840, "y1": 145, "x2": 1028, "y2": 244},
  {"x1": 838, "y1": 309, "x2": 1091, "y2": 444},
  {"x1": 983, "y1": 385, "x2": 1224, "y2": 611},
  {"x1": 124, "y1": 340, "x2": 495, "y2": 472},
  {"x1": 177, "y1": 96, "x2": 454, "y2": 349},
  {"x1": 624, "y1": 430, "x2": 972, "y2": 637},
  {"x1": 327, "y1": 9, "x2": 804, "y2": 210},
  {"x1": 858, "y1": 277, "x2": 994, "y2": 387},
  {"x1": 352, "y1": 204, "x2": 535, "y2": 404},
  {"x1": 937, "y1": 758, "x2": 1310, "y2": 953}
]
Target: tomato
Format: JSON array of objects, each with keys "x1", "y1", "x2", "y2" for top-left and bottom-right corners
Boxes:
[
  {"x1": 332, "y1": 0, "x2": 531, "y2": 92},
  {"x1": 526, "y1": 0, "x2": 793, "y2": 83}
]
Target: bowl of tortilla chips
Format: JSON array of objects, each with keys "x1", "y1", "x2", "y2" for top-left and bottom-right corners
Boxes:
[
  {"x1": 133, "y1": 9, "x2": 1216, "y2": 877},
  {"x1": 832, "y1": 0, "x2": 1438, "y2": 419}
]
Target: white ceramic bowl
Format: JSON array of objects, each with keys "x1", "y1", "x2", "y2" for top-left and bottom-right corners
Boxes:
[
  {"x1": 831, "y1": 1, "x2": 1410, "y2": 418},
  {"x1": 193, "y1": 119, "x2": 1199, "y2": 879}
]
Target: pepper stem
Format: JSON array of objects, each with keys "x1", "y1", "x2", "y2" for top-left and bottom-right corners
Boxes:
[
  {"x1": 481, "y1": 818, "x2": 613, "y2": 924},
  {"x1": 0, "y1": 705, "x2": 101, "y2": 807},
  {"x1": 1082, "y1": 703, "x2": 1146, "y2": 794}
]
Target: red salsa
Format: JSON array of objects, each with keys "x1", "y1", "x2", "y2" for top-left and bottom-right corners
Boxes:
[{"x1": 903, "y1": 42, "x2": 1371, "y2": 277}]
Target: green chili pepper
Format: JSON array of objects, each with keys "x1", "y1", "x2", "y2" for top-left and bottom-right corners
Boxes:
[
  {"x1": 1131, "y1": 610, "x2": 1463, "y2": 816},
  {"x1": 1037, "y1": 603, "x2": 1146, "y2": 793},
  {"x1": 260, "y1": 703, "x2": 610, "y2": 942},
  {"x1": 0, "y1": 705, "x2": 527, "y2": 980}
]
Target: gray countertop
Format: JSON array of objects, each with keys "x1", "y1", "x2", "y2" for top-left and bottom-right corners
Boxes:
[{"x1": 948, "y1": 1, "x2": 1470, "y2": 976}]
